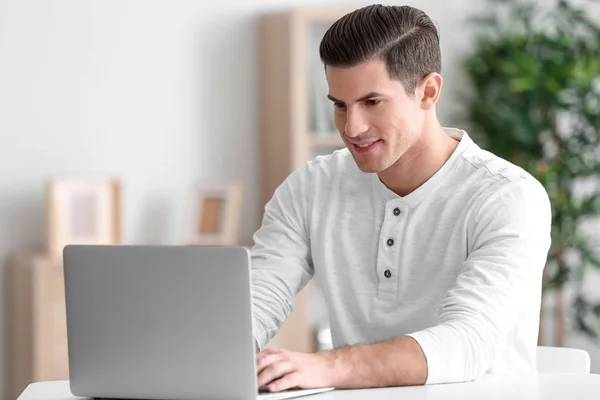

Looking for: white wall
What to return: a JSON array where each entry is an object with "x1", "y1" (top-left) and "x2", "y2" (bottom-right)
[{"x1": 1, "y1": 0, "x2": 599, "y2": 397}]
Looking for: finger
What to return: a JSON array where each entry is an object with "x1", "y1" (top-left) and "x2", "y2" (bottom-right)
[
  {"x1": 266, "y1": 372, "x2": 301, "y2": 393},
  {"x1": 257, "y1": 361, "x2": 295, "y2": 388},
  {"x1": 257, "y1": 361, "x2": 294, "y2": 388},
  {"x1": 256, "y1": 352, "x2": 286, "y2": 375},
  {"x1": 257, "y1": 348, "x2": 282, "y2": 358},
  {"x1": 256, "y1": 348, "x2": 280, "y2": 364}
]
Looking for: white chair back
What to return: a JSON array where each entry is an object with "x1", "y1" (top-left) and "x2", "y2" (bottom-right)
[{"x1": 536, "y1": 346, "x2": 591, "y2": 374}]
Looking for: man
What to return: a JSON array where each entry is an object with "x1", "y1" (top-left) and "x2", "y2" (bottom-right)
[{"x1": 251, "y1": 4, "x2": 551, "y2": 393}]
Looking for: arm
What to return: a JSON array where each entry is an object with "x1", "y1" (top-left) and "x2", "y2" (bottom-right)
[
  {"x1": 257, "y1": 336, "x2": 426, "y2": 391},
  {"x1": 321, "y1": 178, "x2": 552, "y2": 387},
  {"x1": 251, "y1": 165, "x2": 314, "y2": 350},
  {"x1": 319, "y1": 336, "x2": 428, "y2": 388}
]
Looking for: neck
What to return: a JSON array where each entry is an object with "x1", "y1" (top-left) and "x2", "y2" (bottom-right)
[{"x1": 377, "y1": 119, "x2": 459, "y2": 197}]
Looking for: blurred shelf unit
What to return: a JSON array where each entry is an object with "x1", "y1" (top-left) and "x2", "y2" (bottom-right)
[
  {"x1": 258, "y1": 7, "x2": 351, "y2": 353},
  {"x1": 310, "y1": 133, "x2": 344, "y2": 148},
  {"x1": 5, "y1": 252, "x2": 69, "y2": 400},
  {"x1": 259, "y1": 7, "x2": 351, "y2": 210}
]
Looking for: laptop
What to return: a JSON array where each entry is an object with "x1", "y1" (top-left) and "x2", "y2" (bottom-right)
[{"x1": 63, "y1": 245, "x2": 334, "y2": 400}]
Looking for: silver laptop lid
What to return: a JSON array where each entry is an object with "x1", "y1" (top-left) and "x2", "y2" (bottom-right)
[{"x1": 64, "y1": 245, "x2": 257, "y2": 400}]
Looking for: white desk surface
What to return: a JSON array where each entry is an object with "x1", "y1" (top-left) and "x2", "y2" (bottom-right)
[{"x1": 17, "y1": 374, "x2": 600, "y2": 400}]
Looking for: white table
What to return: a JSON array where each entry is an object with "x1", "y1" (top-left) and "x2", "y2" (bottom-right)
[{"x1": 17, "y1": 374, "x2": 600, "y2": 400}]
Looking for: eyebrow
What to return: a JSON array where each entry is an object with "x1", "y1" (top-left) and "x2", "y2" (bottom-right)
[{"x1": 327, "y1": 92, "x2": 384, "y2": 105}]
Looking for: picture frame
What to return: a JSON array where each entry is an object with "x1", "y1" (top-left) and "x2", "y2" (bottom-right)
[
  {"x1": 46, "y1": 177, "x2": 122, "y2": 259},
  {"x1": 188, "y1": 182, "x2": 243, "y2": 246}
]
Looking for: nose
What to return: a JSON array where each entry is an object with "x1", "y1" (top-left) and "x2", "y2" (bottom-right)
[{"x1": 344, "y1": 108, "x2": 369, "y2": 138}]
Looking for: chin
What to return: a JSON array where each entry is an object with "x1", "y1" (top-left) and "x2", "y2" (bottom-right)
[
  {"x1": 348, "y1": 141, "x2": 396, "y2": 173},
  {"x1": 351, "y1": 155, "x2": 384, "y2": 173}
]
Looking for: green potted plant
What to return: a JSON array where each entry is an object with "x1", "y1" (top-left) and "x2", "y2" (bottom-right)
[{"x1": 461, "y1": 0, "x2": 600, "y2": 344}]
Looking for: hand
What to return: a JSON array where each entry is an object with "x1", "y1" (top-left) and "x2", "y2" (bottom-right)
[{"x1": 256, "y1": 348, "x2": 334, "y2": 392}]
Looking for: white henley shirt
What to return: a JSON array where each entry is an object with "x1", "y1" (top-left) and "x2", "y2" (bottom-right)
[{"x1": 250, "y1": 128, "x2": 552, "y2": 385}]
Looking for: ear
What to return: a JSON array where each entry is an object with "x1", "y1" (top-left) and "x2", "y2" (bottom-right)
[{"x1": 420, "y1": 73, "x2": 443, "y2": 111}]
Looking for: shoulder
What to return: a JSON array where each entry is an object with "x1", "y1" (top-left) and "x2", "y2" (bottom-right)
[
  {"x1": 458, "y1": 140, "x2": 551, "y2": 226},
  {"x1": 270, "y1": 148, "x2": 358, "y2": 210},
  {"x1": 305, "y1": 147, "x2": 356, "y2": 176},
  {"x1": 285, "y1": 147, "x2": 358, "y2": 187}
]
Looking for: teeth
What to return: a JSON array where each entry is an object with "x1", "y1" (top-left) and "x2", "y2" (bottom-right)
[{"x1": 357, "y1": 142, "x2": 374, "y2": 148}]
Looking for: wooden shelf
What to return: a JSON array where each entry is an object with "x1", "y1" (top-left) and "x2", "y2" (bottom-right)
[
  {"x1": 259, "y1": 7, "x2": 352, "y2": 354},
  {"x1": 310, "y1": 134, "x2": 344, "y2": 147},
  {"x1": 6, "y1": 252, "x2": 69, "y2": 400}
]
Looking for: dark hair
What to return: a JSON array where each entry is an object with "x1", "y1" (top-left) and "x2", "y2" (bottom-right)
[{"x1": 319, "y1": 4, "x2": 441, "y2": 95}]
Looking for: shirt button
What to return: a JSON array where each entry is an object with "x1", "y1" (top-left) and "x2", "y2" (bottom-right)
[
  {"x1": 387, "y1": 238, "x2": 394, "y2": 246},
  {"x1": 384, "y1": 270, "x2": 392, "y2": 278},
  {"x1": 393, "y1": 208, "x2": 401, "y2": 216}
]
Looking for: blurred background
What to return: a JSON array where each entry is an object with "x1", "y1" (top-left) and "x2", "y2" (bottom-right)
[{"x1": 2, "y1": 0, "x2": 600, "y2": 398}]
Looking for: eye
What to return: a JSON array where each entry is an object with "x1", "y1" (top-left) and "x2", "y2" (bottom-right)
[
  {"x1": 333, "y1": 101, "x2": 346, "y2": 110},
  {"x1": 366, "y1": 99, "x2": 381, "y2": 106}
]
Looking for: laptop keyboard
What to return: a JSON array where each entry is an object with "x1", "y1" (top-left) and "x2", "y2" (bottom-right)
[
  {"x1": 257, "y1": 387, "x2": 334, "y2": 400},
  {"x1": 258, "y1": 387, "x2": 300, "y2": 396},
  {"x1": 258, "y1": 388, "x2": 301, "y2": 400}
]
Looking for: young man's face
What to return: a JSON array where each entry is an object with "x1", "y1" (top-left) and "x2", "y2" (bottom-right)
[{"x1": 326, "y1": 59, "x2": 427, "y2": 173}]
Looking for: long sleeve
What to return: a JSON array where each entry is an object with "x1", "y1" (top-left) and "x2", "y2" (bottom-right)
[
  {"x1": 251, "y1": 165, "x2": 314, "y2": 350},
  {"x1": 407, "y1": 178, "x2": 552, "y2": 384}
]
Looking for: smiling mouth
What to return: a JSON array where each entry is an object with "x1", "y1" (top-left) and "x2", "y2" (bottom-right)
[{"x1": 351, "y1": 139, "x2": 380, "y2": 154}]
